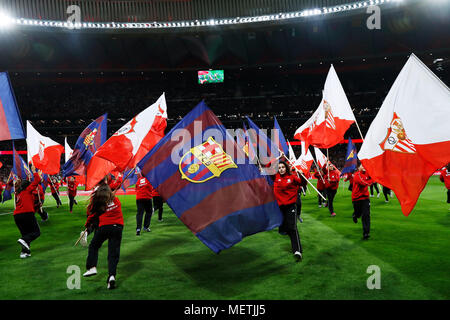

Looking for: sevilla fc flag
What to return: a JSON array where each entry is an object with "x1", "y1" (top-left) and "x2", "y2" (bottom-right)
[
  {"x1": 86, "y1": 93, "x2": 167, "y2": 190},
  {"x1": 294, "y1": 141, "x2": 314, "y2": 176},
  {"x1": 359, "y1": 54, "x2": 450, "y2": 216},
  {"x1": 26, "y1": 121, "x2": 64, "y2": 175},
  {"x1": 294, "y1": 65, "x2": 356, "y2": 150}
]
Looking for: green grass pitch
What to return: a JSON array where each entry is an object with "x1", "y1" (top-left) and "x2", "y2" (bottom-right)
[{"x1": 0, "y1": 176, "x2": 448, "y2": 300}]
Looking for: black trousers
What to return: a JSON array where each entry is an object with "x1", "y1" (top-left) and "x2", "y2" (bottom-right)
[
  {"x1": 136, "y1": 199, "x2": 153, "y2": 230},
  {"x1": 447, "y1": 189, "x2": 450, "y2": 204},
  {"x1": 153, "y1": 196, "x2": 163, "y2": 220},
  {"x1": 296, "y1": 192, "x2": 302, "y2": 217},
  {"x1": 86, "y1": 224, "x2": 123, "y2": 277},
  {"x1": 279, "y1": 204, "x2": 302, "y2": 253},
  {"x1": 353, "y1": 199, "x2": 371, "y2": 236},
  {"x1": 69, "y1": 196, "x2": 76, "y2": 212},
  {"x1": 14, "y1": 212, "x2": 41, "y2": 250},
  {"x1": 52, "y1": 193, "x2": 62, "y2": 206},
  {"x1": 370, "y1": 183, "x2": 379, "y2": 196},
  {"x1": 318, "y1": 190, "x2": 325, "y2": 206},
  {"x1": 382, "y1": 186, "x2": 391, "y2": 201},
  {"x1": 326, "y1": 189, "x2": 337, "y2": 214}
]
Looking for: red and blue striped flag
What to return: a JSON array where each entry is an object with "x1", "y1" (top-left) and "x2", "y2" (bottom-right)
[
  {"x1": 12, "y1": 142, "x2": 31, "y2": 180},
  {"x1": 62, "y1": 113, "x2": 108, "y2": 178},
  {"x1": 0, "y1": 72, "x2": 25, "y2": 141},
  {"x1": 137, "y1": 101, "x2": 283, "y2": 253}
]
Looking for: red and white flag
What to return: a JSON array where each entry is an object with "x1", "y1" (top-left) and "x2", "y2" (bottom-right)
[
  {"x1": 313, "y1": 147, "x2": 328, "y2": 168},
  {"x1": 294, "y1": 65, "x2": 356, "y2": 150},
  {"x1": 358, "y1": 54, "x2": 450, "y2": 216},
  {"x1": 86, "y1": 93, "x2": 167, "y2": 190},
  {"x1": 26, "y1": 121, "x2": 64, "y2": 175},
  {"x1": 64, "y1": 137, "x2": 73, "y2": 163},
  {"x1": 294, "y1": 141, "x2": 314, "y2": 175}
]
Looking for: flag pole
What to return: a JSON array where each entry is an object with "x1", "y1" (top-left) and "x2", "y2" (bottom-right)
[
  {"x1": 312, "y1": 157, "x2": 326, "y2": 184},
  {"x1": 113, "y1": 168, "x2": 136, "y2": 194},
  {"x1": 354, "y1": 119, "x2": 365, "y2": 142},
  {"x1": 326, "y1": 149, "x2": 330, "y2": 181},
  {"x1": 278, "y1": 149, "x2": 327, "y2": 201},
  {"x1": 74, "y1": 229, "x2": 87, "y2": 246}
]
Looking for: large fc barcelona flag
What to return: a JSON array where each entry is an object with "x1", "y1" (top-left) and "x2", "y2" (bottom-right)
[
  {"x1": 0, "y1": 72, "x2": 25, "y2": 141},
  {"x1": 137, "y1": 101, "x2": 283, "y2": 253}
]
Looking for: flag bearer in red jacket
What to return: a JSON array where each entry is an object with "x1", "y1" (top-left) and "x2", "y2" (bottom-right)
[
  {"x1": 352, "y1": 164, "x2": 375, "y2": 240},
  {"x1": 313, "y1": 168, "x2": 326, "y2": 208},
  {"x1": 68, "y1": 176, "x2": 78, "y2": 213},
  {"x1": 50, "y1": 177, "x2": 62, "y2": 208},
  {"x1": 439, "y1": 164, "x2": 450, "y2": 207},
  {"x1": 273, "y1": 161, "x2": 307, "y2": 261},
  {"x1": 135, "y1": 173, "x2": 154, "y2": 235},
  {"x1": 32, "y1": 181, "x2": 49, "y2": 222},
  {"x1": 83, "y1": 184, "x2": 124, "y2": 290},
  {"x1": 13, "y1": 165, "x2": 42, "y2": 258},
  {"x1": 324, "y1": 163, "x2": 340, "y2": 217}
]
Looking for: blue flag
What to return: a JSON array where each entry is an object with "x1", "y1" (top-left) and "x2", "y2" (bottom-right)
[
  {"x1": 137, "y1": 101, "x2": 283, "y2": 253},
  {"x1": 121, "y1": 168, "x2": 139, "y2": 193},
  {"x1": 62, "y1": 114, "x2": 107, "y2": 178},
  {"x1": 273, "y1": 116, "x2": 289, "y2": 156},
  {"x1": 2, "y1": 171, "x2": 14, "y2": 203},
  {"x1": 0, "y1": 72, "x2": 25, "y2": 141},
  {"x1": 12, "y1": 142, "x2": 31, "y2": 180},
  {"x1": 341, "y1": 137, "x2": 358, "y2": 176}
]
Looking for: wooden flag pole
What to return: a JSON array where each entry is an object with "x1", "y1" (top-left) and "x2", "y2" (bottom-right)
[
  {"x1": 354, "y1": 119, "x2": 365, "y2": 142},
  {"x1": 74, "y1": 229, "x2": 87, "y2": 246}
]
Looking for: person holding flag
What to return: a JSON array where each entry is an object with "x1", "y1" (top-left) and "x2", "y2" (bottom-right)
[
  {"x1": 323, "y1": 162, "x2": 340, "y2": 217},
  {"x1": 439, "y1": 164, "x2": 450, "y2": 207},
  {"x1": 313, "y1": 166, "x2": 327, "y2": 208},
  {"x1": 50, "y1": 177, "x2": 62, "y2": 208},
  {"x1": 68, "y1": 176, "x2": 79, "y2": 213},
  {"x1": 32, "y1": 176, "x2": 49, "y2": 222},
  {"x1": 83, "y1": 184, "x2": 124, "y2": 290},
  {"x1": 351, "y1": 164, "x2": 375, "y2": 240},
  {"x1": 382, "y1": 185, "x2": 392, "y2": 203},
  {"x1": 135, "y1": 171, "x2": 154, "y2": 235},
  {"x1": 273, "y1": 161, "x2": 307, "y2": 261},
  {"x1": 358, "y1": 54, "x2": 450, "y2": 216},
  {"x1": 13, "y1": 164, "x2": 42, "y2": 258}
]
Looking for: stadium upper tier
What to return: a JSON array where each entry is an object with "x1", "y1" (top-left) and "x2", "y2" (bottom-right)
[{"x1": 0, "y1": 0, "x2": 409, "y2": 31}]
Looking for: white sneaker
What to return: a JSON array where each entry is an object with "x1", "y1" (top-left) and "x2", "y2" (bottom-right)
[
  {"x1": 17, "y1": 239, "x2": 30, "y2": 251},
  {"x1": 370, "y1": 195, "x2": 374, "y2": 198},
  {"x1": 385, "y1": 200, "x2": 389, "y2": 203},
  {"x1": 83, "y1": 267, "x2": 97, "y2": 277},
  {"x1": 294, "y1": 251, "x2": 302, "y2": 261},
  {"x1": 107, "y1": 275, "x2": 116, "y2": 289},
  {"x1": 20, "y1": 252, "x2": 31, "y2": 259},
  {"x1": 80, "y1": 231, "x2": 88, "y2": 247},
  {"x1": 318, "y1": 205, "x2": 322, "y2": 208},
  {"x1": 377, "y1": 193, "x2": 380, "y2": 198}
]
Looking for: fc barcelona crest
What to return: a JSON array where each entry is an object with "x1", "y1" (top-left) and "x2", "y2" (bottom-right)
[{"x1": 179, "y1": 137, "x2": 237, "y2": 183}]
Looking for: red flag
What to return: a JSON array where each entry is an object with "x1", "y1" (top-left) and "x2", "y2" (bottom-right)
[
  {"x1": 294, "y1": 65, "x2": 356, "y2": 150},
  {"x1": 86, "y1": 93, "x2": 167, "y2": 190},
  {"x1": 359, "y1": 54, "x2": 450, "y2": 215},
  {"x1": 26, "y1": 121, "x2": 64, "y2": 175}
]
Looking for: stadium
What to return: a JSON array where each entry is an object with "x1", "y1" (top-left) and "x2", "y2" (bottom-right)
[{"x1": 0, "y1": 0, "x2": 449, "y2": 308}]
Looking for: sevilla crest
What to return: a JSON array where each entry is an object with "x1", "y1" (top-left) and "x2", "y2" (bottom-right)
[{"x1": 380, "y1": 112, "x2": 416, "y2": 154}]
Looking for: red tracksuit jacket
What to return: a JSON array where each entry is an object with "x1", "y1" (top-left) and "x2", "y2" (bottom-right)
[
  {"x1": 68, "y1": 180, "x2": 78, "y2": 197},
  {"x1": 273, "y1": 173, "x2": 306, "y2": 206},
  {"x1": 351, "y1": 171, "x2": 374, "y2": 202},
  {"x1": 136, "y1": 177, "x2": 154, "y2": 200},
  {"x1": 86, "y1": 197, "x2": 124, "y2": 227},
  {"x1": 324, "y1": 169, "x2": 340, "y2": 190},
  {"x1": 14, "y1": 173, "x2": 41, "y2": 215},
  {"x1": 50, "y1": 181, "x2": 60, "y2": 194}
]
